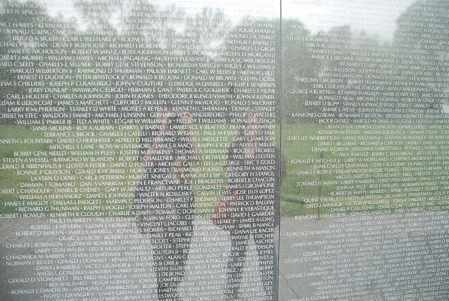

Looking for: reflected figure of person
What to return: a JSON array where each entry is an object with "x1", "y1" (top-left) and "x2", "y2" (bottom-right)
[
  {"x1": 224, "y1": 112, "x2": 285, "y2": 301},
  {"x1": 133, "y1": 109, "x2": 202, "y2": 300}
]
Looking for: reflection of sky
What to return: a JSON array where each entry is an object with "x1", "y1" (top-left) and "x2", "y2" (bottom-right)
[
  {"x1": 283, "y1": 0, "x2": 417, "y2": 41},
  {"x1": 26, "y1": 0, "x2": 415, "y2": 40},
  {"x1": 30, "y1": 0, "x2": 279, "y2": 29}
]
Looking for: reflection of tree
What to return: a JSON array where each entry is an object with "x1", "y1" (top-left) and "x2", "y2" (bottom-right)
[
  {"x1": 136, "y1": 4, "x2": 188, "y2": 51},
  {"x1": 219, "y1": 17, "x2": 280, "y2": 122},
  {"x1": 120, "y1": 3, "x2": 230, "y2": 55},
  {"x1": 313, "y1": 26, "x2": 391, "y2": 121},
  {"x1": 282, "y1": 21, "x2": 392, "y2": 123},
  {"x1": 186, "y1": 7, "x2": 230, "y2": 57},
  {"x1": 282, "y1": 19, "x2": 316, "y2": 122},
  {"x1": 0, "y1": 0, "x2": 256, "y2": 125},
  {"x1": 281, "y1": 0, "x2": 449, "y2": 123},
  {"x1": 0, "y1": 0, "x2": 70, "y2": 124},
  {"x1": 0, "y1": 0, "x2": 29, "y2": 102},
  {"x1": 394, "y1": 0, "x2": 449, "y2": 61},
  {"x1": 393, "y1": 0, "x2": 449, "y2": 114}
]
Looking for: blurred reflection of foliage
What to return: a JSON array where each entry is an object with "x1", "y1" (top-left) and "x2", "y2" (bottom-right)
[
  {"x1": 393, "y1": 0, "x2": 449, "y2": 113},
  {"x1": 2, "y1": 0, "x2": 449, "y2": 124},
  {"x1": 282, "y1": 0, "x2": 449, "y2": 123}
]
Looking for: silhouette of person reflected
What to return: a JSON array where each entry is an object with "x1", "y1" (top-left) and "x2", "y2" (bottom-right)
[
  {"x1": 223, "y1": 112, "x2": 285, "y2": 300},
  {"x1": 133, "y1": 109, "x2": 201, "y2": 300}
]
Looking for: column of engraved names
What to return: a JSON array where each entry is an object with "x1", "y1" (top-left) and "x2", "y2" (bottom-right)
[
  {"x1": 285, "y1": 11, "x2": 446, "y2": 213},
  {"x1": 283, "y1": 211, "x2": 449, "y2": 300},
  {"x1": 0, "y1": 2, "x2": 198, "y2": 300},
  {"x1": 2, "y1": 218, "x2": 161, "y2": 299},
  {"x1": 0, "y1": 3, "x2": 280, "y2": 301},
  {"x1": 287, "y1": 124, "x2": 449, "y2": 216},
  {"x1": 282, "y1": 15, "x2": 449, "y2": 216}
]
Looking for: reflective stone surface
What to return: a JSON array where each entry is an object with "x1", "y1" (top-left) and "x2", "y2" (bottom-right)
[{"x1": 1, "y1": 0, "x2": 449, "y2": 300}]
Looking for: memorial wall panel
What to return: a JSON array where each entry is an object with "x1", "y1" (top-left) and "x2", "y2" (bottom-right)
[
  {"x1": 280, "y1": 0, "x2": 449, "y2": 300},
  {"x1": 0, "y1": 0, "x2": 448, "y2": 300},
  {"x1": 0, "y1": 0, "x2": 280, "y2": 300}
]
